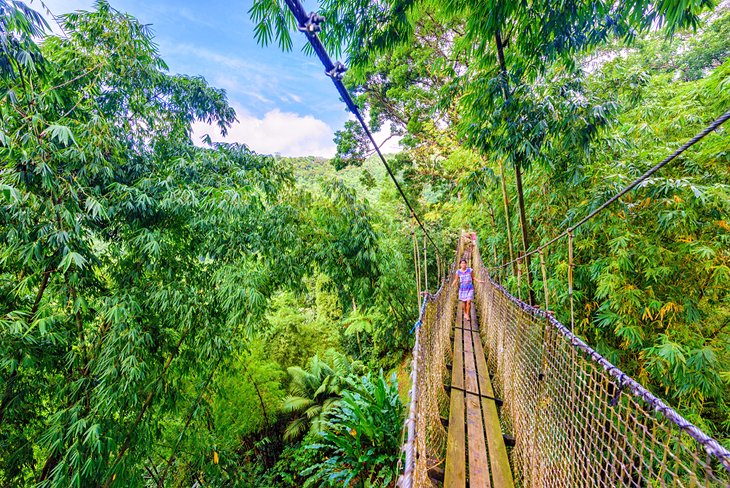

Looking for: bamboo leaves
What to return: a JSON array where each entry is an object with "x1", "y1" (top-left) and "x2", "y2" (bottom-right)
[
  {"x1": 41, "y1": 124, "x2": 75, "y2": 147},
  {"x1": 0, "y1": 3, "x2": 305, "y2": 485}
]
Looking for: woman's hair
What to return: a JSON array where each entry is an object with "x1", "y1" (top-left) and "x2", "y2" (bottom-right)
[{"x1": 459, "y1": 259, "x2": 467, "y2": 264}]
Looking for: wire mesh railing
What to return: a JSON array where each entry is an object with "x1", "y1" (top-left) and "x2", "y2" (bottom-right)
[
  {"x1": 397, "y1": 238, "x2": 465, "y2": 487},
  {"x1": 472, "y1": 239, "x2": 730, "y2": 488}
]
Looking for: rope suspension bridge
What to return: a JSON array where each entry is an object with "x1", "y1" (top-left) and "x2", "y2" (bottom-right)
[
  {"x1": 278, "y1": 1, "x2": 730, "y2": 486},
  {"x1": 399, "y1": 237, "x2": 730, "y2": 487}
]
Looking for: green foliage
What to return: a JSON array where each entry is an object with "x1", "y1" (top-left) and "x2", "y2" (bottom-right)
[
  {"x1": 283, "y1": 351, "x2": 364, "y2": 441},
  {"x1": 676, "y1": 11, "x2": 730, "y2": 80},
  {"x1": 333, "y1": 120, "x2": 369, "y2": 170},
  {"x1": 302, "y1": 371, "x2": 404, "y2": 487},
  {"x1": 0, "y1": 2, "x2": 339, "y2": 485},
  {"x1": 213, "y1": 343, "x2": 286, "y2": 442},
  {"x1": 260, "y1": 433, "x2": 328, "y2": 487},
  {"x1": 479, "y1": 11, "x2": 730, "y2": 440},
  {"x1": 263, "y1": 291, "x2": 340, "y2": 368},
  {"x1": 0, "y1": 0, "x2": 47, "y2": 78}
]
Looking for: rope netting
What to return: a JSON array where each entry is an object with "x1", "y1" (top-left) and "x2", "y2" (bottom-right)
[
  {"x1": 472, "y1": 239, "x2": 730, "y2": 488},
  {"x1": 398, "y1": 238, "x2": 466, "y2": 487}
]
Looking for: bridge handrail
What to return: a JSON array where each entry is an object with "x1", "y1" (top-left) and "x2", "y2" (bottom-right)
[
  {"x1": 472, "y1": 238, "x2": 730, "y2": 486},
  {"x1": 397, "y1": 237, "x2": 464, "y2": 487},
  {"x1": 485, "y1": 266, "x2": 730, "y2": 471}
]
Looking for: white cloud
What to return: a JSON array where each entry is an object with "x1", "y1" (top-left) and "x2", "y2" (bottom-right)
[
  {"x1": 372, "y1": 126, "x2": 403, "y2": 154},
  {"x1": 169, "y1": 44, "x2": 250, "y2": 70},
  {"x1": 193, "y1": 105, "x2": 404, "y2": 158},
  {"x1": 193, "y1": 106, "x2": 337, "y2": 158},
  {"x1": 282, "y1": 92, "x2": 303, "y2": 104}
]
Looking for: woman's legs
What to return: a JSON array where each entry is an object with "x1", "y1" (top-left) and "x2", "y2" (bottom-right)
[{"x1": 464, "y1": 300, "x2": 471, "y2": 319}]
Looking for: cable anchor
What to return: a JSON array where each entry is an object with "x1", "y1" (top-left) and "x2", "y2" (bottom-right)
[
  {"x1": 326, "y1": 61, "x2": 347, "y2": 80},
  {"x1": 297, "y1": 12, "x2": 325, "y2": 33}
]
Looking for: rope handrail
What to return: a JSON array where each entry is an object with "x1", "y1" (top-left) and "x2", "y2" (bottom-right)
[
  {"x1": 491, "y1": 109, "x2": 730, "y2": 271},
  {"x1": 399, "y1": 250, "x2": 461, "y2": 485},
  {"x1": 398, "y1": 296, "x2": 428, "y2": 487},
  {"x1": 397, "y1": 238, "x2": 465, "y2": 487}
]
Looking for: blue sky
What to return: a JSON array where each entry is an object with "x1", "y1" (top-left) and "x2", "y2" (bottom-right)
[{"x1": 37, "y1": 0, "x2": 399, "y2": 156}]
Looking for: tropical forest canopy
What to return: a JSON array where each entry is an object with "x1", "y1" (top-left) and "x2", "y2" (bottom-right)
[{"x1": 0, "y1": 0, "x2": 728, "y2": 486}]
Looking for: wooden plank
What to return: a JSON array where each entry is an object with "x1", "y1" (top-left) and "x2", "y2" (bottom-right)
[
  {"x1": 464, "y1": 303, "x2": 474, "y2": 330},
  {"x1": 464, "y1": 306, "x2": 491, "y2": 487},
  {"x1": 463, "y1": 325, "x2": 479, "y2": 395},
  {"x1": 470, "y1": 303, "x2": 479, "y2": 332},
  {"x1": 466, "y1": 392, "x2": 491, "y2": 488},
  {"x1": 472, "y1": 328, "x2": 515, "y2": 488},
  {"x1": 444, "y1": 326, "x2": 466, "y2": 487},
  {"x1": 451, "y1": 327, "x2": 464, "y2": 390}
]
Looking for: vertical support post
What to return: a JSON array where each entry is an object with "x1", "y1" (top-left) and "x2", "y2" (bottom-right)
[
  {"x1": 516, "y1": 254, "x2": 523, "y2": 301},
  {"x1": 423, "y1": 235, "x2": 428, "y2": 293},
  {"x1": 413, "y1": 227, "x2": 421, "y2": 311},
  {"x1": 568, "y1": 230, "x2": 575, "y2": 333},
  {"x1": 539, "y1": 248, "x2": 549, "y2": 312}
]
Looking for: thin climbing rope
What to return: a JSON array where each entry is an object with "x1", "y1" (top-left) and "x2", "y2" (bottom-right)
[
  {"x1": 492, "y1": 109, "x2": 730, "y2": 271},
  {"x1": 471, "y1": 239, "x2": 730, "y2": 488},
  {"x1": 281, "y1": 0, "x2": 444, "y2": 262}
]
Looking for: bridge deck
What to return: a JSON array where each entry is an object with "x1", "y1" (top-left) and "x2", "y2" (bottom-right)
[{"x1": 444, "y1": 301, "x2": 514, "y2": 488}]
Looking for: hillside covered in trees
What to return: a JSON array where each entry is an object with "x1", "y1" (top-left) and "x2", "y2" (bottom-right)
[{"x1": 1, "y1": 0, "x2": 728, "y2": 486}]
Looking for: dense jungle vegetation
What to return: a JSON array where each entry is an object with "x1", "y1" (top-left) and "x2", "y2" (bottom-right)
[{"x1": 1, "y1": 0, "x2": 728, "y2": 486}]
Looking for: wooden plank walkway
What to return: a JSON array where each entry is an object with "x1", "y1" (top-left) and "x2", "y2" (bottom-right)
[{"x1": 444, "y1": 301, "x2": 514, "y2": 488}]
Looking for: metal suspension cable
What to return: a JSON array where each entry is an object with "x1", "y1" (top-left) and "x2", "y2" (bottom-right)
[
  {"x1": 281, "y1": 0, "x2": 444, "y2": 262},
  {"x1": 492, "y1": 109, "x2": 730, "y2": 270}
]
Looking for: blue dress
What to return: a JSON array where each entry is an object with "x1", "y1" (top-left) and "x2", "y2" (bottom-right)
[{"x1": 457, "y1": 268, "x2": 474, "y2": 302}]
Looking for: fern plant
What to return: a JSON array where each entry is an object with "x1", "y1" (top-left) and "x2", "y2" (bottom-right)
[
  {"x1": 302, "y1": 371, "x2": 404, "y2": 487},
  {"x1": 282, "y1": 351, "x2": 363, "y2": 441}
]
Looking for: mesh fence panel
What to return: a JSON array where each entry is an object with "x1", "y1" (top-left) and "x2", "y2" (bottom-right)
[
  {"x1": 472, "y1": 240, "x2": 730, "y2": 488},
  {"x1": 398, "y1": 240, "x2": 463, "y2": 487}
]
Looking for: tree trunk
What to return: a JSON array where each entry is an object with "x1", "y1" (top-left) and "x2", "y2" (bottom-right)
[
  {"x1": 495, "y1": 30, "x2": 535, "y2": 305},
  {"x1": 498, "y1": 159, "x2": 516, "y2": 276},
  {"x1": 514, "y1": 163, "x2": 536, "y2": 305}
]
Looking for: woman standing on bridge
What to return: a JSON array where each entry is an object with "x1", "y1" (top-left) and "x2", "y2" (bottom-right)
[{"x1": 452, "y1": 259, "x2": 484, "y2": 320}]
